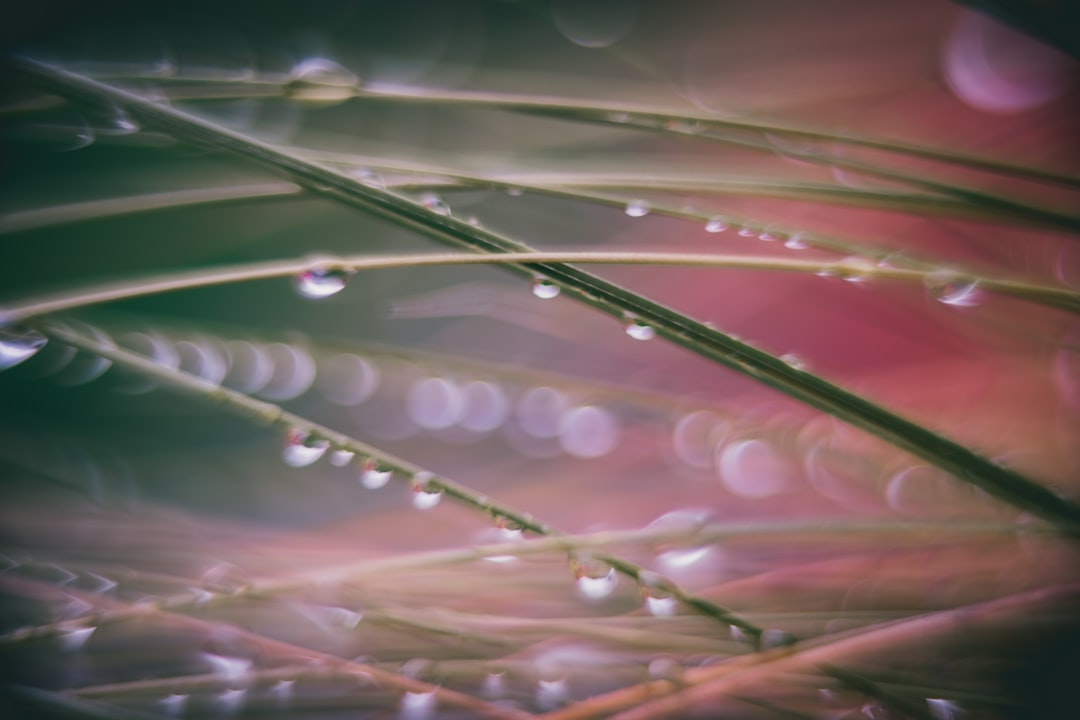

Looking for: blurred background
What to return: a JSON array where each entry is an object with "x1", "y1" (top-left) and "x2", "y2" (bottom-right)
[{"x1": 1, "y1": 1, "x2": 1078, "y2": 718}]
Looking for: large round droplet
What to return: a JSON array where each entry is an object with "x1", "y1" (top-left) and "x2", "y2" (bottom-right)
[
  {"x1": 558, "y1": 405, "x2": 618, "y2": 459},
  {"x1": 625, "y1": 319, "x2": 655, "y2": 341},
  {"x1": 532, "y1": 278, "x2": 561, "y2": 299},
  {"x1": 294, "y1": 264, "x2": 354, "y2": 299},
  {"x1": 624, "y1": 199, "x2": 650, "y2": 217},
  {"x1": 925, "y1": 272, "x2": 983, "y2": 307},
  {"x1": 359, "y1": 459, "x2": 392, "y2": 489},
  {"x1": 285, "y1": 57, "x2": 360, "y2": 105},
  {"x1": 572, "y1": 554, "x2": 618, "y2": 601},
  {"x1": 646, "y1": 509, "x2": 714, "y2": 571},
  {"x1": 282, "y1": 429, "x2": 330, "y2": 467},
  {"x1": 0, "y1": 326, "x2": 48, "y2": 370},
  {"x1": 411, "y1": 472, "x2": 443, "y2": 510}
]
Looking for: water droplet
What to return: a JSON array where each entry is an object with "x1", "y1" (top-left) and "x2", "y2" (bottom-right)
[
  {"x1": 625, "y1": 319, "x2": 655, "y2": 341},
  {"x1": 638, "y1": 571, "x2": 678, "y2": 616},
  {"x1": 329, "y1": 449, "x2": 355, "y2": 467},
  {"x1": 704, "y1": 216, "x2": 728, "y2": 233},
  {"x1": 294, "y1": 262, "x2": 354, "y2": 299},
  {"x1": 552, "y1": 0, "x2": 639, "y2": 49},
  {"x1": 0, "y1": 326, "x2": 48, "y2": 370},
  {"x1": 506, "y1": 186, "x2": 524, "y2": 197},
  {"x1": 359, "y1": 459, "x2": 392, "y2": 489},
  {"x1": 59, "y1": 625, "x2": 95, "y2": 651},
  {"x1": 201, "y1": 652, "x2": 253, "y2": 682},
  {"x1": 927, "y1": 698, "x2": 962, "y2": 720},
  {"x1": 411, "y1": 472, "x2": 443, "y2": 510},
  {"x1": 784, "y1": 232, "x2": 811, "y2": 250},
  {"x1": 758, "y1": 230, "x2": 779, "y2": 242},
  {"x1": 420, "y1": 192, "x2": 451, "y2": 216},
  {"x1": 608, "y1": 111, "x2": 631, "y2": 123},
  {"x1": 761, "y1": 628, "x2": 796, "y2": 649},
  {"x1": 779, "y1": 353, "x2": 807, "y2": 371},
  {"x1": 482, "y1": 671, "x2": 506, "y2": 699},
  {"x1": 532, "y1": 278, "x2": 561, "y2": 299},
  {"x1": 282, "y1": 429, "x2": 330, "y2": 467},
  {"x1": 286, "y1": 57, "x2": 359, "y2": 105},
  {"x1": 349, "y1": 167, "x2": 384, "y2": 189},
  {"x1": 216, "y1": 688, "x2": 247, "y2": 716},
  {"x1": 271, "y1": 680, "x2": 295, "y2": 706},
  {"x1": 159, "y1": 694, "x2": 189, "y2": 717},
  {"x1": 625, "y1": 200, "x2": 650, "y2": 217},
  {"x1": 647, "y1": 656, "x2": 683, "y2": 681},
  {"x1": 737, "y1": 227, "x2": 756, "y2": 237},
  {"x1": 537, "y1": 678, "x2": 569, "y2": 710},
  {"x1": 572, "y1": 554, "x2": 618, "y2": 601},
  {"x1": 647, "y1": 509, "x2": 714, "y2": 571},
  {"x1": 836, "y1": 257, "x2": 876, "y2": 284},
  {"x1": 495, "y1": 515, "x2": 524, "y2": 540},
  {"x1": 925, "y1": 272, "x2": 983, "y2": 307},
  {"x1": 400, "y1": 690, "x2": 437, "y2": 720}
]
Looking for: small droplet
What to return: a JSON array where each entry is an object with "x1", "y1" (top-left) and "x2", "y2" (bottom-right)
[
  {"x1": 836, "y1": 257, "x2": 876, "y2": 284},
  {"x1": 495, "y1": 515, "x2": 525, "y2": 540},
  {"x1": 572, "y1": 554, "x2": 618, "y2": 601},
  {"x1": 271, "y1": 680, "x2": 295, "y2": 706},
  {"x1": 532, "y1": 278, "x2": 561, "y2": 299},
  {"x1": 160, "y1": 694, "x2": 189, "y2": 717},
  {"x1": 0, "y1": 326, "x2": 48, "y2": 370},
  {"x1": 638, "y1": 571, "x2": 678, "y2": 617},
  {"x1": 647, "y1": 656, "x2": 683, "y2": 681},
  {"x1": 295, "y1": 262, "x2": 354, "y2": 299},
  {"x1": 59, "y1": 625, "x2": 95, "y2": 652},
  {"x1": 625, "y1": 200, "x2": 650, "y2": 217},
  {"x1": 925, "y1": 272, "x2": 983, "y2": 307},
  {"x1": 608, "y1": 111, "x2": 631, "y2": 123},
  {"x1": 349, "y1": 167, "x2": 384, "y2": 188},
  {"x1": 216, "y1": 688, "x2": 247, "y2": 716},
  {"x1": 286, "y1": 57, "x2": 359, "y2": 105},
  {"x1": 758, "y1": 230, "x2": 779, "y2": 242},
  {"x1": 420, "y1": 192, "x2": 451, "y2": 216},
  {"x1": 482, "y1": 671, "x2": 506, "y2": 699},
  {"x1": 927, "y1": 698, "x2": 962, "y2": 720},
  {"x1": 329, "y1": 449, "x2": 355, "y2": 467},
  {"x1": 784, "y1": 232, "x2": 811, "y2": 250},
  {"x1": 704, "y1": 216, "x2": 728, "y2": 233},
  {"x1": 625, "y1": 319, "x2": 655, "y2": 341},
  {"x1": 282, "y1": 429, "x2": 330, "y2": 467},
  {"x1": 761, "y1": 628, "x2": 796, "y2": 649},
  {"x1": 537, "y1": 678, "x2": 569, "y2": 710},
  {"x1": 359, "y1": 459, "x2": 392, "y2": 489},
  {"x1": 737, "y1": 227, "x2": 756, "y2": 237},
  {"x1": 506, "y1": 186, "x2": 524, "y2": 197},
  {"x1": 779, "y1": 353, "x2": 807, "y2": 371},
  {"x1": 401, "y1": 690, "x2": 437, "y2": 720},
  {"x1": 411, "y1": 472, "x2": 443, "y2": 510},
  {"x1": 201, "y1": 652, "x2": 253, "y2": 682}
]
